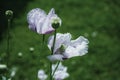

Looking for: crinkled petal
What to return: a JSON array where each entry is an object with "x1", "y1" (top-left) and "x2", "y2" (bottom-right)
[
  {"x1": 76, "y1": 42, "x2": 88, "y2": 56},
  {"x1": 41, "y1": 8, "x2": 58, "y2": 34},
  {"x1": 47, "y1": 54, "x2": 64, "y2": 61},
  {"x1": 27, "y1": 8, "x2": 61, "y2": 34},
  {"x1": 48, "y1": 34, "x2": 89, "y2": 60},
  {"x1": 54, "y1": 70, "x2": 69, "y2": 80},
  {"x1": 52, "y1": 62, "x2": 69, "y2": 80},
  {"x1": 64, "y1": 36, "x2": 89, "y2": 58},
  {"x1": 63, "y1": 46, "x2": 80, "y2": 58},
  {"x1": 48, "y1": 33, "x2": 72, "y2": 53},
  {"x1": 27, "y1": 8, "x2": 46, "y2": 32},
  {"x1": 70, "y1": 36, "x2": 89, "y2": 46}
]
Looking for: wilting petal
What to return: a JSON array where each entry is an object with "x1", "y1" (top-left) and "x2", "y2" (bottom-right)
[{"x1": 48, "y1": 33, "x2": 71, "y2": 53}]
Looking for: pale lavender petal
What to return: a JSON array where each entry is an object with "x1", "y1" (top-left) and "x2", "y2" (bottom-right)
[
  {"x1": 63, "y1": 46, "x2": 80, "y2": 58},
  {"x1": 41, "y1": 8, "x2": 57, "y2": 34},
  {"x1": 27, "y1": 8, "x2": 61, "y2": 34},
  {"x1": 76, "y1": 42, "x2": 88, "y2": 56},
  {"x1": 49, "y1": 8, "x2": 62, "y2": 26},
  {"x1": 48, "y1": 34, "x2": 89, "y2": 60},
  {"x1": 71, "y1": 36, "x2": 89, "y2": 56},
  {"x1": 52, "y1": 62, "x2": 69, "y2": 80},
  {"x1": 63, "y1": 36, "x2": 89, "y2": 58},
  {"x1": 52, "y1": 62, "x2": 67, "y2": 72},
  {"x1": 70, "y1": 36, "x2": 89, "y2": 46},
  {"x1": 54, "y1": 33, "x2": 71, "y2": 52},
  {"x1": 48, "y1": 33, "x2": 72, "y2": 53},
  {"x1": 27, "y1": 8, "x2": 46, "y2": 32},
  {"x1": 54, "y1": 71, "x2": 69, "y2": 80},
  {"x1": 38, "y1": 70, "x2": 47, "y2": 80},
  {"x1": 47, "y1": 54, "x2": 64, "y2": 61}
]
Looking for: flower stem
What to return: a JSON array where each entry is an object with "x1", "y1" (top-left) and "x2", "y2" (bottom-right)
[
  {"x1": 52, "y1": 61, "x2": 60, "y2": 76},
  {"x1": 50, "y1": 29, "x2": 57, "y2": 80},
  {"x1": 50, "y1": 61, "x2": 52, "y2": 80},
  {"x1": 42, "y1": 34, "x2": 45, "y2": 44},
  {"x1": 6, "y1": 19, "x2": 11, "y2": 67},
  {"x1": 51, "y1": 29, "x2": 57, "y2": 55}
]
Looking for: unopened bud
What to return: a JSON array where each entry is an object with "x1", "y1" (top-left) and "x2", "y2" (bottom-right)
[
  {"x1": 51, "y1": 17, "x2": 61, "y2": 29},
  {"x1": 18, "y1": 52, "x2": 23, "y2": 57},
  {"x1": 29, "y1": 47, "x2": 34, "y2": 52},
  {"x1": 5, "y1": 10, "x2": 13, "y2": 19}
]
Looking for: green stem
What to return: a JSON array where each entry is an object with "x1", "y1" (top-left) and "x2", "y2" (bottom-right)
[
  {"x1": 42, "y1": 34, "x2": 45, "y2": 44},
  {"x1": 52, "y1": 61, "x2": 60, "y2": 76},
  {"x1": 50, "y1": 61, "x2": 52, "y2": 80},
  {"x1": 50, "y1": 29, "x2": 57, "y2": 80},
  {"x1": 51, "y1": 29, "x2": 57, "y2": 55},
  {"x1": 7, "y1": 19, "x2": 11, "y2": 67}
]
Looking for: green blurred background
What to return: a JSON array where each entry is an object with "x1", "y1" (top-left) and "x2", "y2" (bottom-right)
[{"x1": 0, "y1": 0, "x2": 120, "y2": 80}]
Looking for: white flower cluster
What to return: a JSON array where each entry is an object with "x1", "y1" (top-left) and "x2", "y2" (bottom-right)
[
  {"x1": 27, "y1": 8, "x2": 61, "y2": 34},
  {"x1": 38, "y1": 62, "x2": 69, "y2": 80},
  {"x1": 27, "y1": 8, "x2": 89, "y2": 80}
]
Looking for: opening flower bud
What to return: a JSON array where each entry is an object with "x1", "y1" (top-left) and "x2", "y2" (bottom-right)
[
  {"x1": 5, "y1": 10, "x2": 13, "y2": 19},
  {"x1": 51, "y1": 17, "x2": 61, "y2": 29}
]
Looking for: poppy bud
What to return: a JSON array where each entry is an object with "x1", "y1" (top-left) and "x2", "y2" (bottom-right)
[
  {"x1": 5, "y1": 10, "x2": 13, "y2": 19},
  {"x1": 51, "y1": 17, "x2": 61, "y2": 29}
]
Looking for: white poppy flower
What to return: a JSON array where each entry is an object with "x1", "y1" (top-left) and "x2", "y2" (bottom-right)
[
  {"x1": 47, "y1": 33, "x2": 89, "y2": 61},
  {"x1": 52, "y1": 62, "x2": 69, "y2": 80},
  {"x1": 38, "y1": 70, "x2": 48, "y2": 80},
  {"x1": 27, "y1": 8, "x2": 61, "y2": 34}
]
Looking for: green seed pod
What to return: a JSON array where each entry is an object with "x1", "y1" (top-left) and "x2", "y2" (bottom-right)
[
  {"x1": 51, "y1": 17, "x2": 61, "y2": 29},
  {"x1": 52, "y1": 22, "x2": 60, "y2": 29}
]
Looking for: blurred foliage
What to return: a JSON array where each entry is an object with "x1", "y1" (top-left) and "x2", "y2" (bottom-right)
[
  {"x1": 0, "y1": 0, "x2": 120, "y2": 80},
  {"x1": 0, "y1": 0, "x2": 31, "y2": 40}
]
